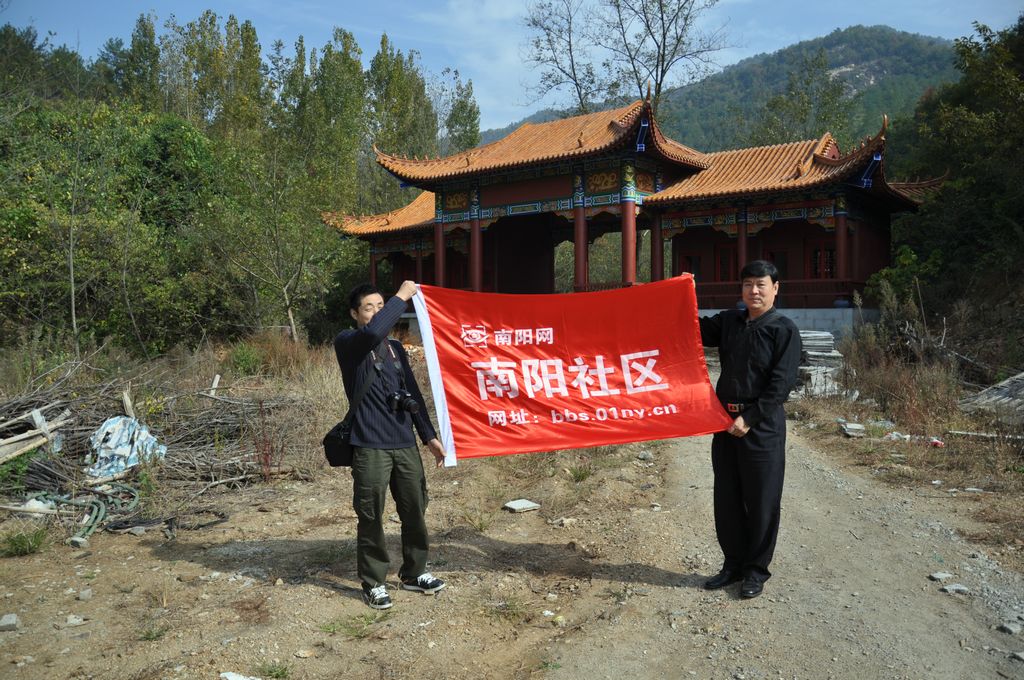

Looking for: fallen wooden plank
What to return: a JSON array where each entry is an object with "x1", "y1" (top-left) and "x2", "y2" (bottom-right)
[
  {"x1": 0, "y1": 434, "x2": 48, "y2": 465},
  {"x1": 122, "y1": 386, "x2": 135, "y2": 419},
  {"x1": 0, "y1": 402, "x2": 63, "y2": 432}
]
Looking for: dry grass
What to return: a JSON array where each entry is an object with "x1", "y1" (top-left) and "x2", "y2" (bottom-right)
[
  {"x1": 799, "y1": 319, "x2": 1024, "y2": 560},
  {"x1": 482, "y1": 591, "x2": 531, "y2": 623}
]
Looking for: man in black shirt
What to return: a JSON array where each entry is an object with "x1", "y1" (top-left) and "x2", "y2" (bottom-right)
[
  {"x1": 334, "y1": 280, "x2": 446, "y2": 609},
  {"x1": 698, "y1": 260, "x2": 801, "y2": 599}
]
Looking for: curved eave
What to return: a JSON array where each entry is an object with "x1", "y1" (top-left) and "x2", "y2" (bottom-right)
[
  {"x1": 321, "y1": 191, "x2": 436, "y2": 238},
  {"x1": 375, "y1": 100, "x2": 707, "y2": 185},
  {"x1": 646, "y1": 118, "x2": 893, "y2": 206},
  {"x1": 886, "y1": 173, "x2": 946, "y2": 206}
]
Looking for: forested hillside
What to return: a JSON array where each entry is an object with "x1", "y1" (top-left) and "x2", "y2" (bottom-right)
[
  {"x1": 483, "y1": 25, "x2": 958, "y2": 151},
  {"x1": 0, "y1": 12, "x2": 480, "y2": 354}
]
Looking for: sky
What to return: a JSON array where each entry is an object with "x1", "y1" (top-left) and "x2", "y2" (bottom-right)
[{"x1": 3, "y1": 0, "x2": 1020, "y2": 130}]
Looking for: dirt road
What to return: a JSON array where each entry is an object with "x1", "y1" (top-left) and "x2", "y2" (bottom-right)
[
  {"x1": 1, "y1": 421, "x2": 1023, "y2": 679},
  {"x1": 544, "y1": 427, "x2": 1024, "y2": 680}
]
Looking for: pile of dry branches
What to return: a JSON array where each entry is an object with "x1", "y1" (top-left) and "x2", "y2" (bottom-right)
[{"x1": 0, "y1": 359, "x2": 303, "y2": 499}]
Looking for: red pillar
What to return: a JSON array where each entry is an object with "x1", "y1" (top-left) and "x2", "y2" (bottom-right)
[
  {"x1": 433, "y1": 223, "x2": 445, "y2": 287},
  {"x1": 651, "y1": 213, "x2": 664, "y2": 281},
  {"x1": 621, "y1": 207, "x2": 636, "y2": 286},
  {"x1": 470, "y1": 218, "x2": 482, "y2": 292},
  {"x1": 620, "y1": 162, "x2": 637, "y2": 286},
  {"x1": 835, "y1": 201, "x2": 848, "y2": 280},
  {"x1": 415, "y1": 244, "x2": 423, "y2": 282},
  {"x1": 737, "y1": 220, "x2": 748, "y2": 271},
  {"x1": 572, "y1": 171, "x2": 588, "y2": 292},
  {"x1": 852, "y1": 223, "x2": 861, "y2": 282},
  {"x1": 434, "y1": 193, "x2": 446, "y2": 287},
  {"x1": 369, "y1": 252, "x2": 377, "y2": 286},
  {"x1": 573, "y1": 205, "x2": 588, "y2": 291}
]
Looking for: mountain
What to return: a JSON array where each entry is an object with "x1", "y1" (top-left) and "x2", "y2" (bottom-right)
[{"x1": 481, "y1": 25, "x2": 959, "y2": 152}]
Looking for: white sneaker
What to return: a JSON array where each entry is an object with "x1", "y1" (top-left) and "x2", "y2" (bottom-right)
[
  {"x1": 401, "y1": 572, "x2": 446, "y2": 594},
  {"x1": 363, "y1": 584, "x2": 393, "y2": 609}
]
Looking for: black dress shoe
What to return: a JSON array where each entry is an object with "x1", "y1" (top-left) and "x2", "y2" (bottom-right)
[
  {"x1": 740, "y1": 576, "x2": 764, "y2": 598},
  {"x1": 703, "y1": 569, "x2": 741, "y2": 590}
]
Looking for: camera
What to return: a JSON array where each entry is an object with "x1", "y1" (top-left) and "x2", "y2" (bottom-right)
[{"x1": 387, "y1": 389, "x2": 420, "y2": 414}]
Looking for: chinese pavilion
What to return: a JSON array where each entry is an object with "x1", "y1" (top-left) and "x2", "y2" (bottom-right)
[{"x1": 323, "y1": 99, "x2": 939, "y2": 309}]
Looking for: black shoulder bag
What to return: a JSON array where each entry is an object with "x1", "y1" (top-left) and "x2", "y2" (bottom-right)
[{"x1": 322, "y1": 362, "x2": 380, "y2": 467}]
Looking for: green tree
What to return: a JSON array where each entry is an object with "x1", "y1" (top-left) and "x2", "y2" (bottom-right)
[
  {"x1": 124, "y1": 14, "x2": 161, "y2": 110},
  {"x1": 361, "y1": 35, "x2": 438, "y2": 214},
  {"x1": 444, "y1": 74, "x2": 480, "y2": 153},
  {"x1": 874, "y1": 16, "x2": 1024, "y2": 370}
]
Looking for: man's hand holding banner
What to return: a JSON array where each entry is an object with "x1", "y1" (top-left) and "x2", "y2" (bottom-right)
[{"x1": 412, "y1": 275, "x2": 732, "y2": 466}]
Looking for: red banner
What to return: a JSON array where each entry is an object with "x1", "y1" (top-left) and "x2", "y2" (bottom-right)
[{"x1": 413, "y1": 275, "x2": 732, "y2": 465}]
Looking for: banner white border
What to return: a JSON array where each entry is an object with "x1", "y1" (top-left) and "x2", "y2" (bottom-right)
[{"x1": 412, "y1": 288, "x2": 458, "y2": 467}]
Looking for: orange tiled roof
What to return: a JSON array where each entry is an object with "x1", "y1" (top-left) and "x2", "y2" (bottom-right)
[
  {"x1": 322, "y1": 190, "x2": 435, "y2": 236},
  {"x1": 645, "y1": 119, "x2": 890, "y2": 205},
  {"x1": 888, "y1": 175, "x2": 945, "y2": 204},
  {"x1": 324, "y1": 116, "x2": 935, "y2": 238},
  {"x1": 375, "y1": 100, "x2": 708, "y2": 184}
]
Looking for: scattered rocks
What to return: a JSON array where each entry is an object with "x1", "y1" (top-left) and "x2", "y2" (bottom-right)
[
  {"x1": 998, "y1": 622, "x2": 1022, "y2": 635},
  {"x1": 567, "y1": 541, "x2": 600, "y2": 558},
  {"x1": 1012, "y1": 651, "x2": 1024, "y2": 662},
  {"x1": 840, "y1": 422, "x2": 866, "y2": 438},
  {"x1": 294, "y1": 649, "x2": 315, "y2": 658},
  {"x1": 941, "y1": 584, "x2": 970, "y2": 595},
  {"x1": 636, "y1": 450, "x2": 654, "y2": 461},
  {"x1": 77, "y1": 588, "x2": 93, "y2": 602},
  {"x1": 929, "y1": 572, "x2": 954, "y2": 582},
  {"x1": 65, "y1": 614, "x2": 87, "y2": 627},
  {"x1": 503, "y1": 499, "x2": 541, "y2": 513},
  {"x1": 548, "y1": 517, "x2": 577, "y2": 528},
  {"x1": 0, "y1": 613, "x2": 22, "y2": 631}
]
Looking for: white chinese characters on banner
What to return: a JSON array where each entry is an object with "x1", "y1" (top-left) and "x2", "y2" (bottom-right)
[
  {"x1": 475, "y1": 327, "x2": 555, "y2": 348},
  {"x1": 471, "y1": 350, "x2": 668, "y2": 401}
]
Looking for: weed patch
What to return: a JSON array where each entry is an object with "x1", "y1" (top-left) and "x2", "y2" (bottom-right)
[
  {"x1": 484, "y1": 594, "x2": 530, "y2": 623},
  {"x1": 1, "y1": 525, "x2": 48, "y2": 557},
  {"x1": 254, "y1": 661, "x2": 291, "y2": 679},
  {"x1": 320, "y1": 611, "x2": 391, "y2": 638}
]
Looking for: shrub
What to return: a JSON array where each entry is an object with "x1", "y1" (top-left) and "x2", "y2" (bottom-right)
[
  {"x1": 229, "y1": 341, "x2": 264, "y2": 376},
  {"x1": 1, "y1": 525, "x2": 48, "y2": 557}
]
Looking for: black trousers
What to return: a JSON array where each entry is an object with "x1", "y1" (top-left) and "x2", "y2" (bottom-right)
[{"x1": 711, "y1": 405, "x2": 786, "y2": 581}]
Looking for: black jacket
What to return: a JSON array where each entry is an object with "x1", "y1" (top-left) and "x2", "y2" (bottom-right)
[
  {"x1": 333, "y1": 296, "x2": 437, "y2": 449},
  {"x1": 699, "y1": 307, "x2": 802, "y2": 427}
]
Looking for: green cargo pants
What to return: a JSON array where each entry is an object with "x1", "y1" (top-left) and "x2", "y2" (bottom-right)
[{"x1": 351, "y1": 446, "x2": 429, "y2": 589}]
